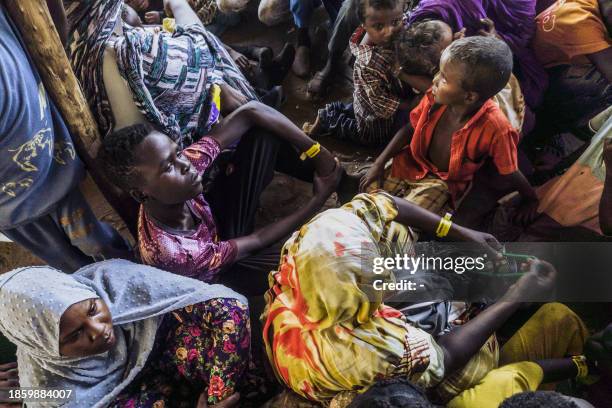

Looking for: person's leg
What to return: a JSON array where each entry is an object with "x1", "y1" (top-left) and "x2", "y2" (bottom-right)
[
  {"x1": 2, "y1": 215, "x2": 92, "y2": 273},
  {"x1": 258, "y1": 0, "x2": 292, "y2": 26},
  {"x1": 291, "y1": 0, "x2": 320, "y2": 77},
  {"x1": 308, "y1": 0, "x2": 359, "y2": 96},
  {"x1": 499, "y1": 303, "x2": 588, "y2": 365},
  {"x1": 207, "y1": 129, "x2": 282, "y2": 239}
]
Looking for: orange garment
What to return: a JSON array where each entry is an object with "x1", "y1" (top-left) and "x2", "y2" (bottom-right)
[
  {"x1": 533, "y1": 0, "x2": 612, "y2": 68},
  {"x1": 390, "y1": 91, "x2": 519, "y2": 204}
]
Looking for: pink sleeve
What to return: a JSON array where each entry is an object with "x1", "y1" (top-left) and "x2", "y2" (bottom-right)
[{"x1": 182, "y1": 136, "x2": 222, "y2": 173}]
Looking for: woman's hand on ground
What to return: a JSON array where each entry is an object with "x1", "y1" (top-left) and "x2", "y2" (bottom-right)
[
  {"x1": 144, "y1": 11, "x2": 162, "y2": 24},
  {"x1": 196, "y1": 392, "x2": 240, "y2": 407},
  {"x1": 359, "y1": 162, "x2": 385, "y2": 193},
  {"x1": 312, "y1": 158, "x2": 342, "y2": 204},
  {"x1": 0, "y1": 362, "x2": 19, "y2": 388},
  {"x1": 504, "y1": 259, "x2": 557, "y2": 302}
]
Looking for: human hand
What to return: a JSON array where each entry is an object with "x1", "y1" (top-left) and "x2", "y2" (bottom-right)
[
  {"x1": 196, "y1": 392, "x2": 240, "y2": 407},
  {"x1": 452, "y1": 226, "x2": 503, "y2": 260},
  {"x1": 359, "y1": 162, "x2": 385, "y2": 192},
  {"x1": 312, "y1": 158, "x2": 342, "y2": 203},
  {"x1": 513, "y1": 197, "x2": 540, "y2": 227},
  {"x1": 478, "y1": 18, "x2": 499, "y2": 38},
  {"x1": 0, "y1": 362, "x2": 20, "y2": 407},
  {"x1": 0, "y1": 362, "x2": 18, "y2": 389},
  {"x1": 144, "y1": 11, "x2": 162, "y2": 24},
  {"x1": 585, "y1": 323, "x2": 612, "y2": 378},
  {"x1": 453, "y1": 28, "x2": 466, "y2": 41},
  {"x1": 504, "y1": 259, "x2": 557, "y2": 301},
  {"x1": 229, "y1": 50, "x2": 252, "y2": 74}
]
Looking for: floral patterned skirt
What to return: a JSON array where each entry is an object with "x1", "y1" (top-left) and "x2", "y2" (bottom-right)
[{"x1": 111, "y1": 299, "x2": 250, "y2": 407}]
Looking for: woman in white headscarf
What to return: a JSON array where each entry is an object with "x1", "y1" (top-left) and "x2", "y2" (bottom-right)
[{"x1": 0, "y1": 259, "x2": 250, "y2": 407}]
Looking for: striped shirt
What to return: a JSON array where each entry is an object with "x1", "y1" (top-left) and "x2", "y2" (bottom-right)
[{"x1": 350, "y1": 27, "x2": 404, "y2": 145}]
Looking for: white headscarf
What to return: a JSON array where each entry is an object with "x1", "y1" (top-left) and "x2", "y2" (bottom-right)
[{"x1": 0, "y1": 259, "x2": 246, "y2": 407}]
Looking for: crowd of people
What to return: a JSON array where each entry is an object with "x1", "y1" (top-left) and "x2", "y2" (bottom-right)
[{"x1": 0, "y1": 0, "x2": 611, "y2": 406}]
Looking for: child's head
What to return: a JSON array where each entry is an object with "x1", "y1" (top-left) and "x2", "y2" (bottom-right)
[
  {"x1": 396, "y1": 19, "x2": 453, "y2": 76},
  {"x1": 347, "y1": 377, "x2": 434, "y2": 408},
  {"x1": 432, "y1": 36, "x2": 512, "y2": 106},
  {"x1": 357, "y1": 0, "x2": 405, "y2": 45},
  {"x1": 98, "y1": 124, "x2": 203, "y2": 205},
  {"x1": 500, "y1": 391, "x2": 582, "y2": 408}
]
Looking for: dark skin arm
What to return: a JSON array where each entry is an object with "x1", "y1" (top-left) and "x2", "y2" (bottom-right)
[
  {"x1": 436, "y1": 260, "x2": 557, "y2": 375},
  {"x1": 46, "y1": 0, "x2": 68, "y2": 46},
  {"x1": 500, "y1": 170, "x2": 539, "y2": 226},
  {"x1": 391, "y1": 196, "x2": 503, "y2": 257},
  {"x1": 208, "y1": 101, "x2": 336, "y2": 177},
  {"x1": 205, "y1": 101, "x2": 341, "y2": 260},
  {"x1": 588, "y1": 47, "x2": 612, "y2": 84},
  {"x1": 359, "y1": 125, "x2": 414, "y2": 192},
  {"x1": 600, "y1": 139, "x2": 612, "y2": 234},
  {"x1": 232, "y1": 166, "x2": 342, "y2": 260}
]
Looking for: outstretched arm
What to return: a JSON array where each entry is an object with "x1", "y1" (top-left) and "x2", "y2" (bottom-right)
[
  {"x1": 208, "y1": 101, "x2": 337, "y2": 176},
  {"x1": 436, "y1": 260, "x2": 557, "y2": 375}
]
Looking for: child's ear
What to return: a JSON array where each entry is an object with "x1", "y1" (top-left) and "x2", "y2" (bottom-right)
[
  {"x1": 129, "y1": 189, "x2": 148, "y2": 203},
  {"x1": 464, "y1": 91, "x2": 480, "y2": 105}
]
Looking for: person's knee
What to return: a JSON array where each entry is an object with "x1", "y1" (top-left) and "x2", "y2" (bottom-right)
[
  {"x1": 258, "y1": 0, "x2": 291, "y2": 26},
  {"x1": 217, "y1": 0, "x2": 249, "y2": 13}
]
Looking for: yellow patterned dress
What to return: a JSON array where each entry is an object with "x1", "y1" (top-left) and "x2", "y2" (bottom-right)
[{"x1": 261, "y1": 193, "x2": 446, "y2": 403}]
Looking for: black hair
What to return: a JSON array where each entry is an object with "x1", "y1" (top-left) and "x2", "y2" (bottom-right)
[
  {"x1": 347, "y1": 377, "x2": 435, "y2": 408},
  {"x1": 444, "y1": 36, "x2": 513, "y2": 101},
  {"x1": 396, "y1": 19, "x2": 448, "y2": 76},
  {"x1": 97, "y1": 124, "x2": 154, "y2": 191},
  {"x1": 500, "y1": 391, "x2": 580, "y2": 408},
  {"x1": 356, "y1": 0, "x2": 403, "y2": 23}
]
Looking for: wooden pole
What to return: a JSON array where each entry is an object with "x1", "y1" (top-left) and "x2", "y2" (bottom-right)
[{"x1": 4, "y1": 0, "x2": 136, "y2": 241}]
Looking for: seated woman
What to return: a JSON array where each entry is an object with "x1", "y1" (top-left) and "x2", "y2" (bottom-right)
[
  {"x1": 262, "y1": 192, "x2": 588, "y2": 406},
  {"x1": 530, "y1": 0, "x2": 612, "y2": 139},
  {"x1": 99, "y1": 101, "x2": 342, "y2": 296},
  {"x1": 65, "y1": 0, "x2": 257, "y2": 146},
  {"x1": 0, "y1": 259, "x2": 250, "y2": 407}
]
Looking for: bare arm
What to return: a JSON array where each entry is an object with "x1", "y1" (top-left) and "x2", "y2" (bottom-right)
[
  {"x1": 588, "y1": 47, "x2": 612, "y2": 84},
  {"x1": 208, "y1": 101, "x2": 336, "y2": 176},
  {"x1": 164, "y1": 0, "x2": 202, "y2": 27},
  {"x1": 359, "y1": 125, "x2": 413, "y2": 192},
  {"x1": 232, "y1": 164, "x2": 342, "y2": 260},
  {"x1": 437, "y1": 260, "x2": 556, "y2": 375},
  {"x1": 46, "y1": 0, "x2": 68, "y2": 46}
]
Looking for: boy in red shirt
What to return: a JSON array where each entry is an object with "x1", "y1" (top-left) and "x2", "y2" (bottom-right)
[{"x1": 360, "y1": 36, "x2": 538, "y2": 223}]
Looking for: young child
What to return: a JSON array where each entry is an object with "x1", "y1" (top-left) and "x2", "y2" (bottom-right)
[
  {"x1": 303, "y1": 0, "x2": 408, "y2": 146},
  {"x1": 360, "y1": 36, "x2": 538, "y2": 223},
  {"x1": 99, "y1": 101, "x2": 341, "y2": 295}
]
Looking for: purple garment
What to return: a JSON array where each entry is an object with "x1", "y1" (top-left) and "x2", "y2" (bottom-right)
[{"x1": 408, "y1": 0, "x2": 548, "y2": 108}]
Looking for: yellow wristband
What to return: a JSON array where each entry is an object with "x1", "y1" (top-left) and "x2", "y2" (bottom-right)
[
  {"x1": 572, "y1": 355, "x2": 588, "y2": 380},
  {"x1": 300, "y1": 142, "x2": 321, "y2": 161},
  {"x1": 436, "y1": 213, "x2": 453, "y2": 238}
]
